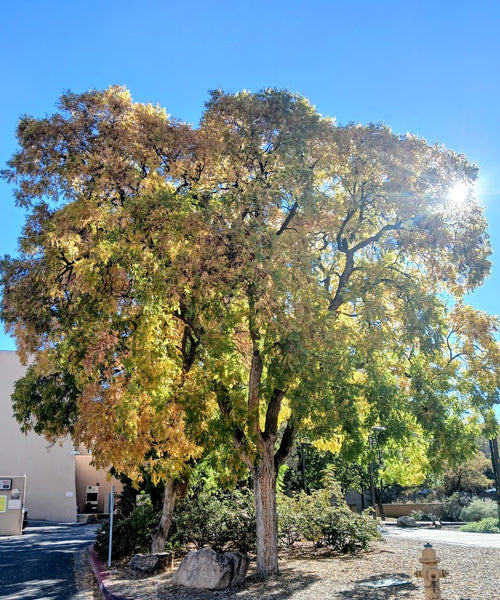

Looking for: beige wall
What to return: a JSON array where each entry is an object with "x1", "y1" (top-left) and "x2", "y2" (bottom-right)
[
  {"x1": 380, "y1": 503, "x2": 444, "y2": 518},
  {"x1": 0, "y1": 351, "x2": 77, "y2": 522},
  {"x1": 75, "y1": 450, "x2": 123, "y2": 514}
]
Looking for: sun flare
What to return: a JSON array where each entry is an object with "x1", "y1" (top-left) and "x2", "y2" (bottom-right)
[{"x1": 447, "y1": 181, "x2": 469, "y2": 207}]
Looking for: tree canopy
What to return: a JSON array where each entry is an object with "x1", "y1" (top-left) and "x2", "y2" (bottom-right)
[{"x1": 1, "y1": 86, "x2": 499, "y2": 575}]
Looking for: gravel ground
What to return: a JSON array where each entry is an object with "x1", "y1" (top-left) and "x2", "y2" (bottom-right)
[
  {"x1": 75, "y1": 548, "x2": 101, "y2": 600},
  {"x1": 101, "y1": 537, "x2": 500, "y2": 600}
]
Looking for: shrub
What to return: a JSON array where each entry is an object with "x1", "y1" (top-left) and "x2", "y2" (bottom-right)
[
  {"x1": 170, "y1": 486, "x2": 256, "y2": 553},
  {"x1": 409, "y1": 509, "x2": 438, "y2": 521},
  {"x1": 277, "y1": 492, "x2": 302, "y2": 547},
  {"x1": 320, "y1": 506, "x2": 380, "y2": 553},
  {"x1": 96, "y1": 484, "x2": 257, "y2": 560},
  {"x1": 460, "y1": 517, "x2": 500, "y2": 533},
  {"x1": 459, "y1": 498, "x2": 498, "y2": 522},
  {"x1": 440, "y1": 493, "x2": 467, "y2": 521},
  {"x1": 277, "y1": 469, "x2": 380, "y2": 553},
  {"x1": 95, "y1": 494, "x2": 159, "y2": 560}
]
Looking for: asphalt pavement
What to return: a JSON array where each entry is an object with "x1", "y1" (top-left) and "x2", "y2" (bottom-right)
[{"x1": 0, "y1": 522, "x2": 98, "y2": 600}]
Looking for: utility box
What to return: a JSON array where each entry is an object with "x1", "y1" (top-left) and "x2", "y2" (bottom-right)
[
  {"x1": 0, "y1": 475, "x2": 26, "y2": 536},
  {"x1": 84, "y1": 485, "x2": 99, "y2": 513}
]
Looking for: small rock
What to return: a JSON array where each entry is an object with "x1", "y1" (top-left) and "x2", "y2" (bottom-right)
[
  {"x1": 128, "y1": 552, "x2": 173, "y2": 575},
  {"x1": 172, "y1": 548, "x2": 250, "y2": 590},
  {"x1": 397, "y1": 515, "x2": 417, "y2": 527}
]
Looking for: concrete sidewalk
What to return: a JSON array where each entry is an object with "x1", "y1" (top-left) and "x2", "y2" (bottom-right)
[{"x1": 383, "y1": 525, "x2": 500, "y2": 548}]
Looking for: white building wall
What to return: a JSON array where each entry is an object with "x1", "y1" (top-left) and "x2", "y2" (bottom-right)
[{"x1": 0, "y1": 351, "x2": 77, "y2": 522}]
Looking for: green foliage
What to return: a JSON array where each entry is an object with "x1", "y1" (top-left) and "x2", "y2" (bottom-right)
[
  {"x1": 98, "y1": 464, "x2": 256, "y2": 560},
  {"x1": 283, "y1": 445, "x2": 369, "y2": 494},
  {"x1": 95, "y1": 494, "x2": 158, "y2": 560},
  {"x1": 11, "y1": 366, "x2": 79, "y2": 441},
  {"x1": 410, "y1": 509, "x2": 439, "y2": 522},
  {"x1": 320, "y1": 507, "x2": 380, "y2": 553},
  {"x1": 109, "y1": 470, "x2": 166, "y2": 517},
  {"x1": 277, "y1": 470, "x2": 380, "y2": 553},
  {"x1": 460, "y1": 517, "x2": 500, "y2": 533},
  {"x1": 170, "y1": 486, "x2": 256, "y2": 553},
  {"x1": 459, "y1": 498, "x2": 499, "y2": 522},
  {"x1": 2, "y1": 85, "x2": 499, "y2": 575},
  {"x1": 440, "y1": 493, "x2": 468, "y2": 521},
  {"x1": 442, "y1": 452, "x2": 494, "y2": 495}
]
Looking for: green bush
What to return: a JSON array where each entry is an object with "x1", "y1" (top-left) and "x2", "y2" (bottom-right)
[
  {"x1": 97, "y1": 467, "x2": 379, "y2": 560},
  {"x1": 459, "y1": 498, "x2": 498, "y2": 522},
  {"x1": 277, "y1": 470, "x2": 380, "y2": 553},
  {"x1": 320, "y1": 506, "x2": 380, "y2": 553},
  {"x1": 96, "y1": 484, "x2": 257, "y2": 560},
  {"x1": 170, "y1": 486, "x2": 256, "y2": 553},
  {"x1": 440, "y1": 493, "x2": 467, "y2": 521},
  {"x1": 409, "y1": 509, "x2": 438, "y2": 521},
  {"x1": 460, "y1": 517, "x2": 500, "y2": 533},
  {"x1": 95, "y1": 494, "x2": 158, "y2": 560}
]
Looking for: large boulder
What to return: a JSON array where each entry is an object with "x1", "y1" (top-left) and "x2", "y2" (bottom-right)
[
  {"x1": 397, "y1": 515, "x2": 417, "y2": 528},
  {"x1": 172, "y1": 548, "x2": 250, "y2": 590},
  {"x1": 128, "y1": 552, "x2": 173, "y2": 575}
]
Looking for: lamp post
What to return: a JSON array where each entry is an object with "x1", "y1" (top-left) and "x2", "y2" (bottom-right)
[
  {"x1": 300, "y1": 442, "x2": 312, "y2": 493},
  {"x1": 489, "y1": 437, "x2": 500, "y2": 528},
  {"x1": 369, "y1": 426, "x2": 386, "y2": 518}
]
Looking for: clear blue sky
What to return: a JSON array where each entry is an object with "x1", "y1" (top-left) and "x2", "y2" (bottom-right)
[{"x1": 1, "y1": 0, "x2": 499, "y2": 354}]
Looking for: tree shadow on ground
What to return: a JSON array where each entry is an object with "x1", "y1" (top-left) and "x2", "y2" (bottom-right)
[
  {"x1": 231, "y1": 569, "x2": 321, "y2": 599},
  {"x1": 156, "y1": 569, "x2": 322, "y2": 600},
  {"x1": 337, "y1": 571, "x2": 418, "y2": 599}
]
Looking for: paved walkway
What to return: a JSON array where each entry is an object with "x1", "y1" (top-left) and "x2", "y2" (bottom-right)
[
  {"x1": 0, "y1": 522, "x2": 98, "y2": 599},
  {"x1": 383, "y1": 525, "x2": 500, "y2": 548}
]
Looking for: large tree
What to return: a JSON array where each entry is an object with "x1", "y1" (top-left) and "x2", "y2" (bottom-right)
[
  {"x1": 1, "y1": 87, "x2": 211, "y2": 552},
  {"x1": 2, "y1": 87, "x2": 498, "y2": 576}
]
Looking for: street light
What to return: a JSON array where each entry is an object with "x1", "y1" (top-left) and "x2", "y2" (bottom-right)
[
  {"x1": 489, "y1": 437, "x2": 500, "y2": 528},
  {"x1": 369, "y1": 426, "x2": 386, "y2": 518},
  {"x1": 300, "y1": 442, "x2": 312, "y2": 493}
]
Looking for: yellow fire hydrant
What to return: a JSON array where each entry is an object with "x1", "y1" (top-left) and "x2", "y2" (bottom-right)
[{"x1": 415, "y1": 543, "x2": 448, "y2": 600}]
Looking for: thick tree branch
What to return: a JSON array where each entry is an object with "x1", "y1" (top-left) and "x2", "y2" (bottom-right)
[
  {"x1": 276, "y1": 201, "x2": 298, "y2": 235},
  {"x1": 351, "y1": 220, "x2": 402, "y2": 254},
  {"x1": 263, "y1": 388, "x2": 285, "y2": 440},
  {"x1": 213, "y1": 380, "x2": 252, "y2": 468},
  {"x1": 274, "y1": 422, "x2": 297, "y2": 469},
  {"x1": 248, "y1": 351, "x2": 263, "y2": 439},
  {"x1": 328, "y1": 249, "x2": 355, "y2": 312},
  {"x1": 181, "y1": 326, "x2": 200, "y2": 373},
  {"x1": 329, "y1": 220, "x2": 404, "y2": 312}
]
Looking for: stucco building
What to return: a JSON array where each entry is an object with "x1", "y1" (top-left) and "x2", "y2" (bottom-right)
[{"x1": 0, "y1": 351, "x2": 121, "y2": 523}]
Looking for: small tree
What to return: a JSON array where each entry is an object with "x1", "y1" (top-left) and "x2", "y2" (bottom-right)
[{"x1": 442, "y1": 452, "x2": 494, "y2": 495}]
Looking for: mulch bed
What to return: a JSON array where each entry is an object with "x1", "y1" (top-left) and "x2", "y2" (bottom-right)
[{"x1": 99, "y1": 537, "x2": 500, "y2": 600}]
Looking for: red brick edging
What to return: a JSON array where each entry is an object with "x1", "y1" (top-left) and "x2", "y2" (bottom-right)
[{"x1": 87, "y1": 545, "x2": 133, "y2": 600}]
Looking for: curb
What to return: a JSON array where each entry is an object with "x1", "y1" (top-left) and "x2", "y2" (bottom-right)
[{"x1": 87, "y1": 545, "x2": 133, "y2": 600}]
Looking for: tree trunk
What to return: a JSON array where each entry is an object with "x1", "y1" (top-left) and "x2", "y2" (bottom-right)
[
  {"x1": 150, "y1": 478, "x2": 184, "y2": 554},
  {"x1": 376, "y1": 484, "x2": 386, "y2": 521},
  {"x1": 253, "y1": 438, "x2": 279, "y2": 578}
]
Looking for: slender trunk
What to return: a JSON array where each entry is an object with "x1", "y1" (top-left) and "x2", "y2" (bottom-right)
[
  {"x1": 150, "y1": 478, "x2": 186, "y2": 554},
  {"x1": 377, "y1": 482, "x2": 386, "y2": 521},
  {"x1": 253, "y1": 438, "x2": 279, "y2": 578},
  {"x1": 489, "y1": 438, "x2": 500, "y2": 528}
]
